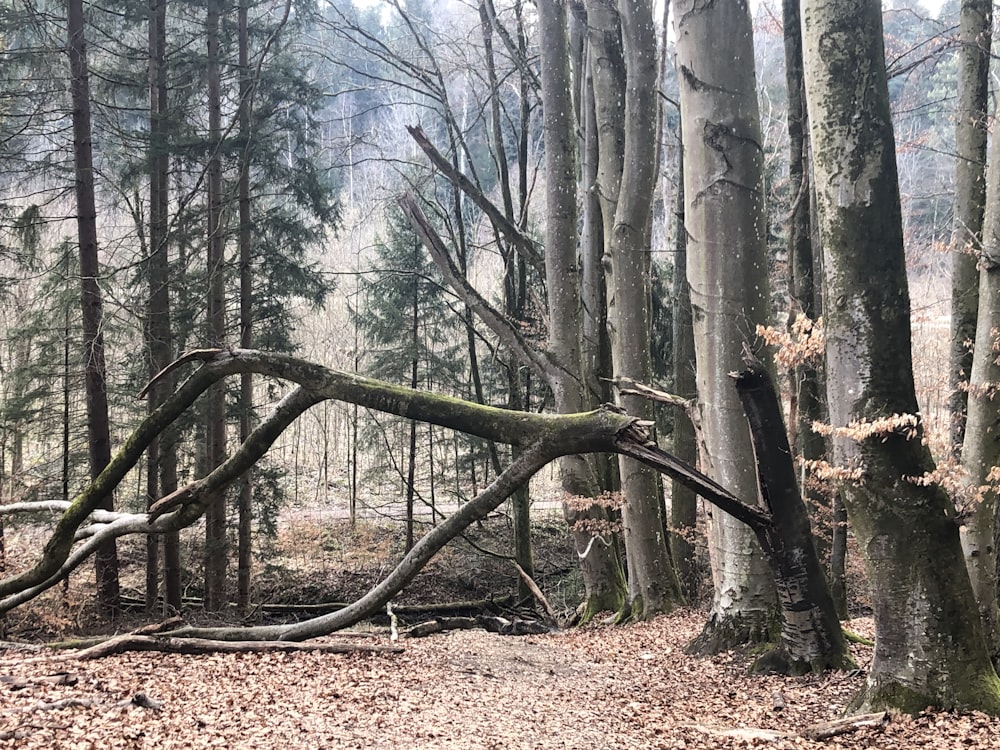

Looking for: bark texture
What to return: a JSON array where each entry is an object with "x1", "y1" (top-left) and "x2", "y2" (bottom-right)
[
  {"x1": 950, "y1": 0, "x2": 992, "y2": 449},
  {"x1": 538, "y1": 0, "x2": 626, "y2": 618},
  {"x1": 956, "y1": 0, "x2": 997, "y2": 655},
  {"x1": 960, "y1": 16, "x2": 1000, "y2": 651},
  {"x1": 588, "y1": 0, "x2": 681, "y2": 619},
  {"x1": 675, "y1": 0, "x2": 777, "y2": 650},
  {"x1": 68, "y1": 0, "x2": 120, "y2": 614},
  {"x1": 803, "y1": 0, "x2": 1000, "y2": 713}
]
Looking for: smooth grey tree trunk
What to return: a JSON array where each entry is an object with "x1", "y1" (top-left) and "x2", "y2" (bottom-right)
[
  {"x1": 537, "y1": 0, "x2": 626, "y2": 619},
  {"x1": 959, "y1": 1, "x2": 999, "y2": 653},
  {"x1": 950, "y1": 0, "x2": 992, "y2": 450},
  {"x1": 675, "y1": 0, "x2": 777, "y2": 650},
  {"x1": 803, "y1": 0, "x2": 1000, "y2": 714},
  {"x1": 587, "y1": 0, "x2": 681, "y2": 619}
]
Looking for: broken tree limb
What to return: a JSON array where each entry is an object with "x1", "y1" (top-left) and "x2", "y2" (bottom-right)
[
  {"x1": 3, "y1": 349, "x2": 848, "y2": 670},
  {"x1": 514, "y1": 562, "x2": 559, "y2": 626},
  {"x1": 405, "y1": 125, "x2": 545, "y2": 277},
  {"x1": 800, "y1": 711, "x2": 889, "y2": 740},
  {"x1": 397, "y1": 192, "x2": 562, "y2": 385},
  {"x1": 72, "y1": 635, "x2": 403, "y2": 660},
  {"x1": 733, "y1": 356, "x2": 851, "y2": 673}
]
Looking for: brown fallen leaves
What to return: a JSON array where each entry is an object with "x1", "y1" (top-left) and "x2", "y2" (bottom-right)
[{"x1": 0, "y1": 609, "x2": 995, "y2": 749}]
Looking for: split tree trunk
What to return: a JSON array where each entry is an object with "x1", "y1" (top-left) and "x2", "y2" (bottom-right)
[{"x1": 587, "y1": 0, "x2": 681, "y2": 619}]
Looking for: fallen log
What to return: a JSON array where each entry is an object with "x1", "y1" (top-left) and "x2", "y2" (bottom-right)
[
  {"x1": 685, "y1": 711, "x2": 890, "y2": 743},
  {"x1": 73, "y1": 635, "x2": 403, "y2": 660},
  {"x1": 801, "y1": 711, "x2": 889, "y2": 741}
]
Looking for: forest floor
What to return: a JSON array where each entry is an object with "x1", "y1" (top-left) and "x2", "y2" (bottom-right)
[{"x1": 0, "y1": 518, "x2": 996, "y2": 748}]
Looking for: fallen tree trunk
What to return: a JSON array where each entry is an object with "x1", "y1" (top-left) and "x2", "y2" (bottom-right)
[
  {"x1": 73, "y1": 635, "x2": 403, "y2": 660},
  {"x1": 0, "y1": 349, "x2": 844, "y2": 671}
]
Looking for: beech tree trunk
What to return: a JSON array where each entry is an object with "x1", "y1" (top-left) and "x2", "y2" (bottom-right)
[
  {"x1": 670, "y1": 143, "x2": 699, "y2": 600},
  {"x1": 959, "y1": 0, "x2": 999, "y2": 652},
  {"x1": 68, "y1": 0, "x2": 120, "y2": 615},
  {"x1": 537, "y1": 0, "x2": 626, "y2": 619},
  {"x1": 802, "y1": 0, "x2": 1000, "y2": 713},
  {"x1": 950, "y1": 0, "x2": 992, "y2": 449},
  {"x1": 675, "y1": 0, "x2": 777, "y2": 650},
  {"x1": 587, "y1": 0, "x2": 681, "y2": 619}
]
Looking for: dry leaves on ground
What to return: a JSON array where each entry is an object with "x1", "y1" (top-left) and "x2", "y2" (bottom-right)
[{"x1": 0, "y1": 609, "x2": 995, "y2": 749}]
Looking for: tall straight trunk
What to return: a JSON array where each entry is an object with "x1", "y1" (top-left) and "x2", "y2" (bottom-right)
[
  {"x1": 954, "y1": 0, "x2": 995, "y2": 652},
  {"x1": 405, "y1": 277, "x2": 419, "y2": 552},
  {"x1": 204, "y1": 0, "x2": 228, "y2": 612},
  {"x1": 538, "y1": 0, "x2": 626, "y2": 620},
  {"x1": 803, "y1": 0, "x2": 1000, "y2": 714},
  {"x1": 481, "y1": 1, "x2": 532, "y2": 593},
  {"x1": 675, "y1": 0, "x2": 777, "y2": 650},
  {"x1": 782, "y1": 0, "x2": 836, "y2": 612},
  {"x1": 950, "y1": 0, "x2": 992, "y2": 450},
  {"x1": 147, "y1": 0, "x2": 180, "y2": 615},
  {"x1": 67, "y1": 0, "x2": 119, "y2": 615},
  {"x1": 236, "y1": 0, "x2": 253, "y2": 613},
  {"x1": 575, "y1": 12, "x2": 617, "y2": 495},
  {"x1": 959, "y1": 0, "x2": 1000, "y2": 651},
  {"x1": 587, "y1": 0, "x2": 681, "y2": 620},
  {"x1": 670, "y1": 143, "x2": 699, "y2": 601},
  {"x1": 961, "y1": 116, "x2": 1000, "y2": 653}
]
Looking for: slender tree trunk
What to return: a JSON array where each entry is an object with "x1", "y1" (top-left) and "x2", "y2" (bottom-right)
[
  {"x1": 204, "y1": 0, "x2": 228, "y2": 612},
  {"x1": 147, "y1": 0, "x2": 180, "y2": 616},
  {"x1": 782, "y1": 0, "x2": 837, "y2": 613},
  {"x1": 670, "y1": 143, "x2": 699, "y2": 601},
  {"x1": 950, "y1": 0, "x2": 992, "y2": 450},
  {"x1": 236, "y1": 0, "x2": 253, "y2": 613},
  {"x1": 675, "y1": 0, "x2": 777, "y2": 650},
  {"x1": 803, "y1": 0, "x2": 1000, "y2": 713},
  {"x1": 538, "y1": 0, "x2": 626, "y2": 620},
  {"x1": 481, "y1": 2, "x2": 533, "y2": 592},
  {"x1": 405, "y1": 276, "x2": 419, "y2": 552},
  {"x1": 586, "y1": 0, "x2": 681, "y2": 620},
  {"x1": 68, "y1": 0, "x2": 120, "y2": 616}
]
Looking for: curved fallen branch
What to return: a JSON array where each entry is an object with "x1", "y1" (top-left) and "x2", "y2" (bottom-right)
[{"x1": 1, "y1": 348, "x2": 766, "y2": 620}]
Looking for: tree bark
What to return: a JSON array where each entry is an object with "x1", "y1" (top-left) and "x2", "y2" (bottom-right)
[
  {"x1": 803, "y1": 0, "x2": 1000, "y2": 713},
  {"x1": 147, "y1": 0, "x2": 181, "y2": 615},
  {"x1": 950, "y1": 0, "x2": 992, "y2": 450},
  {"x1": 959, "y1": 5, "x2": 1000, "y2": 654},
  {"x1": 68, "y1": 0, "x2": 120, "y2": 615},
  {"x1": 587, "y1": 0, "x2": 682, "y2": 619},
  {"x1": 670, "y1": 131, "x2": 699, "y2": 601},
  {"x1": 955, "y1": 0, "x2": 997, "y2": 655},
  {"x1": 733, "y1": 361, "x2": 850, "y2": 674},
  {"x1": 236, "y1": 0, "x2": 254, "y2": 614},
  {"x1": 782, "y1": 0, "x2": 834, "y2": 608},
  {"x1": 537, "y1": 0, "x2": 626, "y2": 620},
  {"x1": 675, "y1": 0, "x2": 777, "y2": 650},
  {"x1": 204, "y1": 0, "x2": 228, "y2": 612}
]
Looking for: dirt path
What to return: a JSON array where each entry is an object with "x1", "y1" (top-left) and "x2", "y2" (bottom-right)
[{"x1": 0, "y1": 610, "x2": 994, "y2": 749}]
